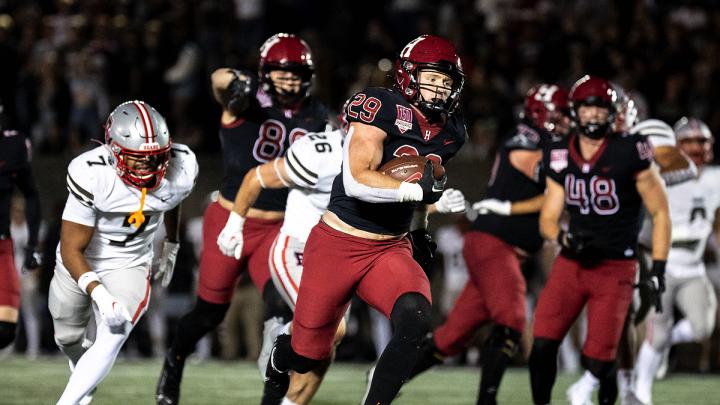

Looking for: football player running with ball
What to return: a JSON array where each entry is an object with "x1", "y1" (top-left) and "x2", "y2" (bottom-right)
[
  {"x1": 528, "y1": 76, "x2": 670, "y2": 405},
  {"x1": 262, "y1": 35, "x2": 467, "y2": 405},
  {"x1": 50, "y1": 101, "x2": 197, "y2": 405}
]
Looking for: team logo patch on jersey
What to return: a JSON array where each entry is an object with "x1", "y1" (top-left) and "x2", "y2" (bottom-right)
[
  {"x1": 395, "y1": 105, "x2": 413, "y2": 134},
  {"x1": 550, "y1": 149, "x2": 568, "y2": 172}
]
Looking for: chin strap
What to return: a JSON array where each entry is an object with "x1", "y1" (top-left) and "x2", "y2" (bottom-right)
[{"x1": 128, "y1": 187, "x2": 147, "y2": 229}]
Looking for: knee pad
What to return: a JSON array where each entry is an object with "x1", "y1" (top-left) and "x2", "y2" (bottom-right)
[
  {"x1": 0, "y1": 321, "x2": 16, "y2": 349},
  {"x1": 487, "y1": 324, "x2": 522, "y2": 357},
  {"x1": 193, "y1": 297, "x2": 231, "y2": 329},
  {"x1": 263, "y1": 282, "x2": 293, "y2": 323},
  {"x1": 390, "y1": 293, "x2": 432, "y2": 345},
  {"x1": 582, "y1": 355, "x2": 616, "y2": 380}
]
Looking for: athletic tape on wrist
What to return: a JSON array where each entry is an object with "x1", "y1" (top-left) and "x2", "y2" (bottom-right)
[{"x1": 78, "y1": 272, "x2": 101, "y2": 294}]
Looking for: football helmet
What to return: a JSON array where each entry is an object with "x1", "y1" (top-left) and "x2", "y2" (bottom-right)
[
  {"x1": 258, "y1": 33, "x2": 314, "y2": 105},
  {"x1": 674, "y1": 116, "x2": 713, "y2": 164},
  {"x1": 104, "y1": 100, "x2": 171, "y2": 189},
  {"x1": 393, "y1": 35, "x2": 465, "y2": 116},
  {"x1": 569, "y1": 75, "x2": 617, "y2": 139},
  {"x1": 523, "y1": 84, "x2": 569, "y2": 135},
  {"x1": 611, "y1": 83, "x2": 639, "y2": 132}
]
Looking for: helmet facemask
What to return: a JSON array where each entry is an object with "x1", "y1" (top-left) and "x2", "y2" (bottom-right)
[
  {"x1": 397, "y1": 60, "x2": 464, "y2": 119},
  {"x1": 110, "y1": 142, "x2": 171, "y2": 189},
  {"x1": 261, "y1": 65, "x2": 313, "y2": 107},
  {"x1": 572, "y1": 99, "x2": 615, "y2": 140}
]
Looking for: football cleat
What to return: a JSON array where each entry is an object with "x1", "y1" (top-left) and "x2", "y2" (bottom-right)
[
  {"x1": 156, "y1": 350, "x2": 186, "y2": 405},
  {"x1": 566, "y1": 379, "x2": 595, "y2": 405},
  {"x1": 261, "y1": 334, "x2": 291, "y2": 405},
  {"x1": 257, "y1": 317, "x2": 286, "y2": 378}
]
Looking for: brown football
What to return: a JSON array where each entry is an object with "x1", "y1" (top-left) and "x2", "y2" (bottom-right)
[{"x1": 378, "y1": 155, "x2": 445, "y2": 183}]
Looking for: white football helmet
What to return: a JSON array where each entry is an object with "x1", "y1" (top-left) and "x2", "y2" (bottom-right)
[{"x1": 104, "y1": 100, "x2": 171, "y2": 189}]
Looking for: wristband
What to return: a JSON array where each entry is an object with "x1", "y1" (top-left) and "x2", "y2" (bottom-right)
[
  {"x1": 78, "y1": 271, "x2": 101, "y2": 295},
  {"x1": 651, "y1": 260, "x2": 666, "y2": 275}
]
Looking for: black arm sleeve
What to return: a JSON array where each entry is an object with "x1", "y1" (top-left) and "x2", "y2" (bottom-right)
[{"x1": 14, "y1": 161, "x2": 41, "y2": 249}]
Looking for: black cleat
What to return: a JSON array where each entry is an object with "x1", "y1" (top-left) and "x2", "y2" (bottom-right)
[
  {"x1": 156, "y1": 351, "x2": 186, "y2": 405},
  {"x1": 261, "y1": 335, "x2": 291, "y2": 405}
]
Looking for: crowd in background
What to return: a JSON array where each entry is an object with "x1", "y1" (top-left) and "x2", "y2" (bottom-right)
[{"x1": 3, "y1": 0, "x2": 720, "y2": 373}]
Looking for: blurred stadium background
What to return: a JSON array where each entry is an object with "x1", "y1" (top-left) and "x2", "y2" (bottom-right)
[{"x1": 3, "y1": 0, "x2": 720, "y2": 403}]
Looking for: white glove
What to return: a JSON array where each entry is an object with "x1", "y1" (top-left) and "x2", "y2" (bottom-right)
[
  {"x1": 472, "y1": 199, "x2": 512, "y2": 216},
  {"x1": 434, "y1": 188, "x2": 466, "y2": 213},
  {"x1": 91, "y1": 285, "x2": 132, "y2": 327},
  {"x1": 155, "y1": 240, "x2": 179, "y2": 288},
  {"x1": 217, "y1": 211, "x2": 246, "y2": 259}
]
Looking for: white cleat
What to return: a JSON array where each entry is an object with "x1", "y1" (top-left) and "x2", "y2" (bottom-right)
[
  {"x1": 655, "y1": 348, "x2": 670, "y2": 380},
  {"x1": 566, "y1": 380, "x2": 595, "y2": 405},
  {"x1": 257, "y1": 317, "x2": 286, "y2": 378}
]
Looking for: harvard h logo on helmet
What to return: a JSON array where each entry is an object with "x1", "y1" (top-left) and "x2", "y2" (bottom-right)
[
  {"x1": 393, "y1": 35, "x2": 465, "y2": 116},
  {"x1": 105, "y1": 100, "x2": 172, "y2": 189},
  {"x1": 524, "y1": 84, "x2": 569, "y2": 135},
  {"x1": 259, "y1": 33, "x2": 314, "y2": 103}
]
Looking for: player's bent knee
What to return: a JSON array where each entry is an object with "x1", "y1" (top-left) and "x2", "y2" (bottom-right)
[
  {"x1": 0, "y1": 321, "x2": 17, "y2": 349},
  {"x1": 390, "y1": 293, "x2": 432, "y2": 343},
  {"x1": 582, "y1": 355, "x2": 616, "y2": 380},
  {"x1": 53, "y1": 328, "x2": 86, "y2": 348},
  {"x1": 333, "y1": 319, "x2": 347, "y2": 346},
  {"x1": 193, "y1": 297, "x2": 231, "y2": 328},
  {"x1": 487, "y1": 324, "x2": 522, "y2": 356}
]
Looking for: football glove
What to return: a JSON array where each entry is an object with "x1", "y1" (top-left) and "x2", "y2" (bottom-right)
[
  {"x1": 435, "y1": 188, "x2": 466, "y2": 213},
  {"x1": 23, "y1": 246, "x2": 42, "y2": 272},
  {"x1": 418, "y1": 162, "x2": 446, "y2": 204},
  {"x1": 91, "y1": 285, "x2": 132, "y2": 328},
  {"x1": 636, "y1": 260, "x2": 666, "y2": 313},
  {"x1": 472, "y1": 198, "x2": 512, "y2": 216},
  {"x1": 408, "y1": 229, "x2": 437, "y2": 275},
  {"x1": 227, "y1": 70, "x2": 252, "y2": 115},
  {"x1": 155, "y1": 240, "x2": 179, "y2": 288},
  {"x1": 217, "y1": 211, "x2": 245, "y2": 259},
  {"x1": 557, "y1": 229, "x2": 595, "y2": 255}
]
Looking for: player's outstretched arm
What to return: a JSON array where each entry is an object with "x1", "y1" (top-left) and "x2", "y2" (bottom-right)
[
  {"x1": 539, "y1": 177, "x2": 565, "y2": 242},
  {"x1": 636, "y1": 166, "x2": 670, "y2": 262},
  {"x1": 654, "y1": 146, "x2": 697, "y2": 185}
]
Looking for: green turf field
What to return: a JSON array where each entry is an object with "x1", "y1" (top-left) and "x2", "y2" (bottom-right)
[{"x1": 2, "y1": 357, "x2": 719, "y2": 404}]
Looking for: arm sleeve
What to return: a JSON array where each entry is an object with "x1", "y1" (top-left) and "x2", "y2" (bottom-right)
[
  {"x1": 340, "y1": 127, "x2": 402, "y2": 203},
  {"x1": 12, "y1": 139, "x2": 41, "y2": 247},
  {"x1": 631, "y1": 119, "x2": 676, "y2": 148},
  {"x1": 284, "y1": 135, "x2": 321, "y2": 188}
]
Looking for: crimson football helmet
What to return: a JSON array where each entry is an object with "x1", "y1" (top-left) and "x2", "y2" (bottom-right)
[
  {"x1": 393, "y1": 35, "x2": 465, "y2": 116},
  {"x1": 569, "y1": 75, "x2": 617, "y2": 139},
  {"x1": 258, "y1": 33, "x2": 314, "y2": 105},
  {"x1": 523, "y1": 84, "x2": 569, "y2": 135},
  {"x1": 105, "y1": 100, "x2": 172, "y2": 189}
]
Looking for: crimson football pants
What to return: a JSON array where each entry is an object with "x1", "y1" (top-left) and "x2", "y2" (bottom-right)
[
  {"x1": 0, "y1": 238, "x2": 20, "y2": 308},
  {"x1": 433, "y1": 231, "x2": 526, "y2": 356},
  {"x1": 533, "y1": 254, "x2": 636, "y2": 361},
  {"x1": 292, "y1": 221, "x2": 432, "y2": 360},
  {"x1": 196, "y1": 201, "x2": 282, "y2": 304}
]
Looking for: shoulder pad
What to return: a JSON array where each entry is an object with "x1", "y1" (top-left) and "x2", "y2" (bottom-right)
[
  {"x1": 66, "y1": 147, "x2": 109, "y2": 208},
  {"x1": 631, "y1": 119, "x2": 675, "y2": 148},
  {"x1": 504, "y1": 123, "x2": 542, "y2": 151},
  {"x1": 345, "y1": 87, "x2": 403, "y2": 134},
  {"x1": 166, "y1": 143, "x2": 199, "y2": 194}
]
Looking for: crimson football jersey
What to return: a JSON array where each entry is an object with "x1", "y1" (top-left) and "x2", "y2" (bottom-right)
[
  {"x1": 544, "y1": 132, "x2": 653, "y2": 259},
  {"x1": 472, "y1": 119, "x2": 547, "y2": 253},
  {"x1": 219, "y1": 71, "x2": 329, "y2": 211},
  {"x1": 328, "y1": 87, "x2": 467, "y2": 234}
]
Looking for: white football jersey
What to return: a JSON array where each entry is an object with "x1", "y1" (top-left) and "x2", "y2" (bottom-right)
[
  {"x1": 631, "y1": 119, "x2": 676, "y2": 148},
  {"x1": 281, "y1": 129, "x2": 344, "y2": 241},
  {"x1": 641, "y1": 166, "x2": 720, "y2": 278},
  {"x1": 57, "y1": 144, "x2": 198, "y2": 274}
]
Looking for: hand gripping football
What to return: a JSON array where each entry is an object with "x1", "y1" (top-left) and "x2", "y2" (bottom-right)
[{"x1": 379, "y1": 155, "x2": 445, "y2": 183}]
